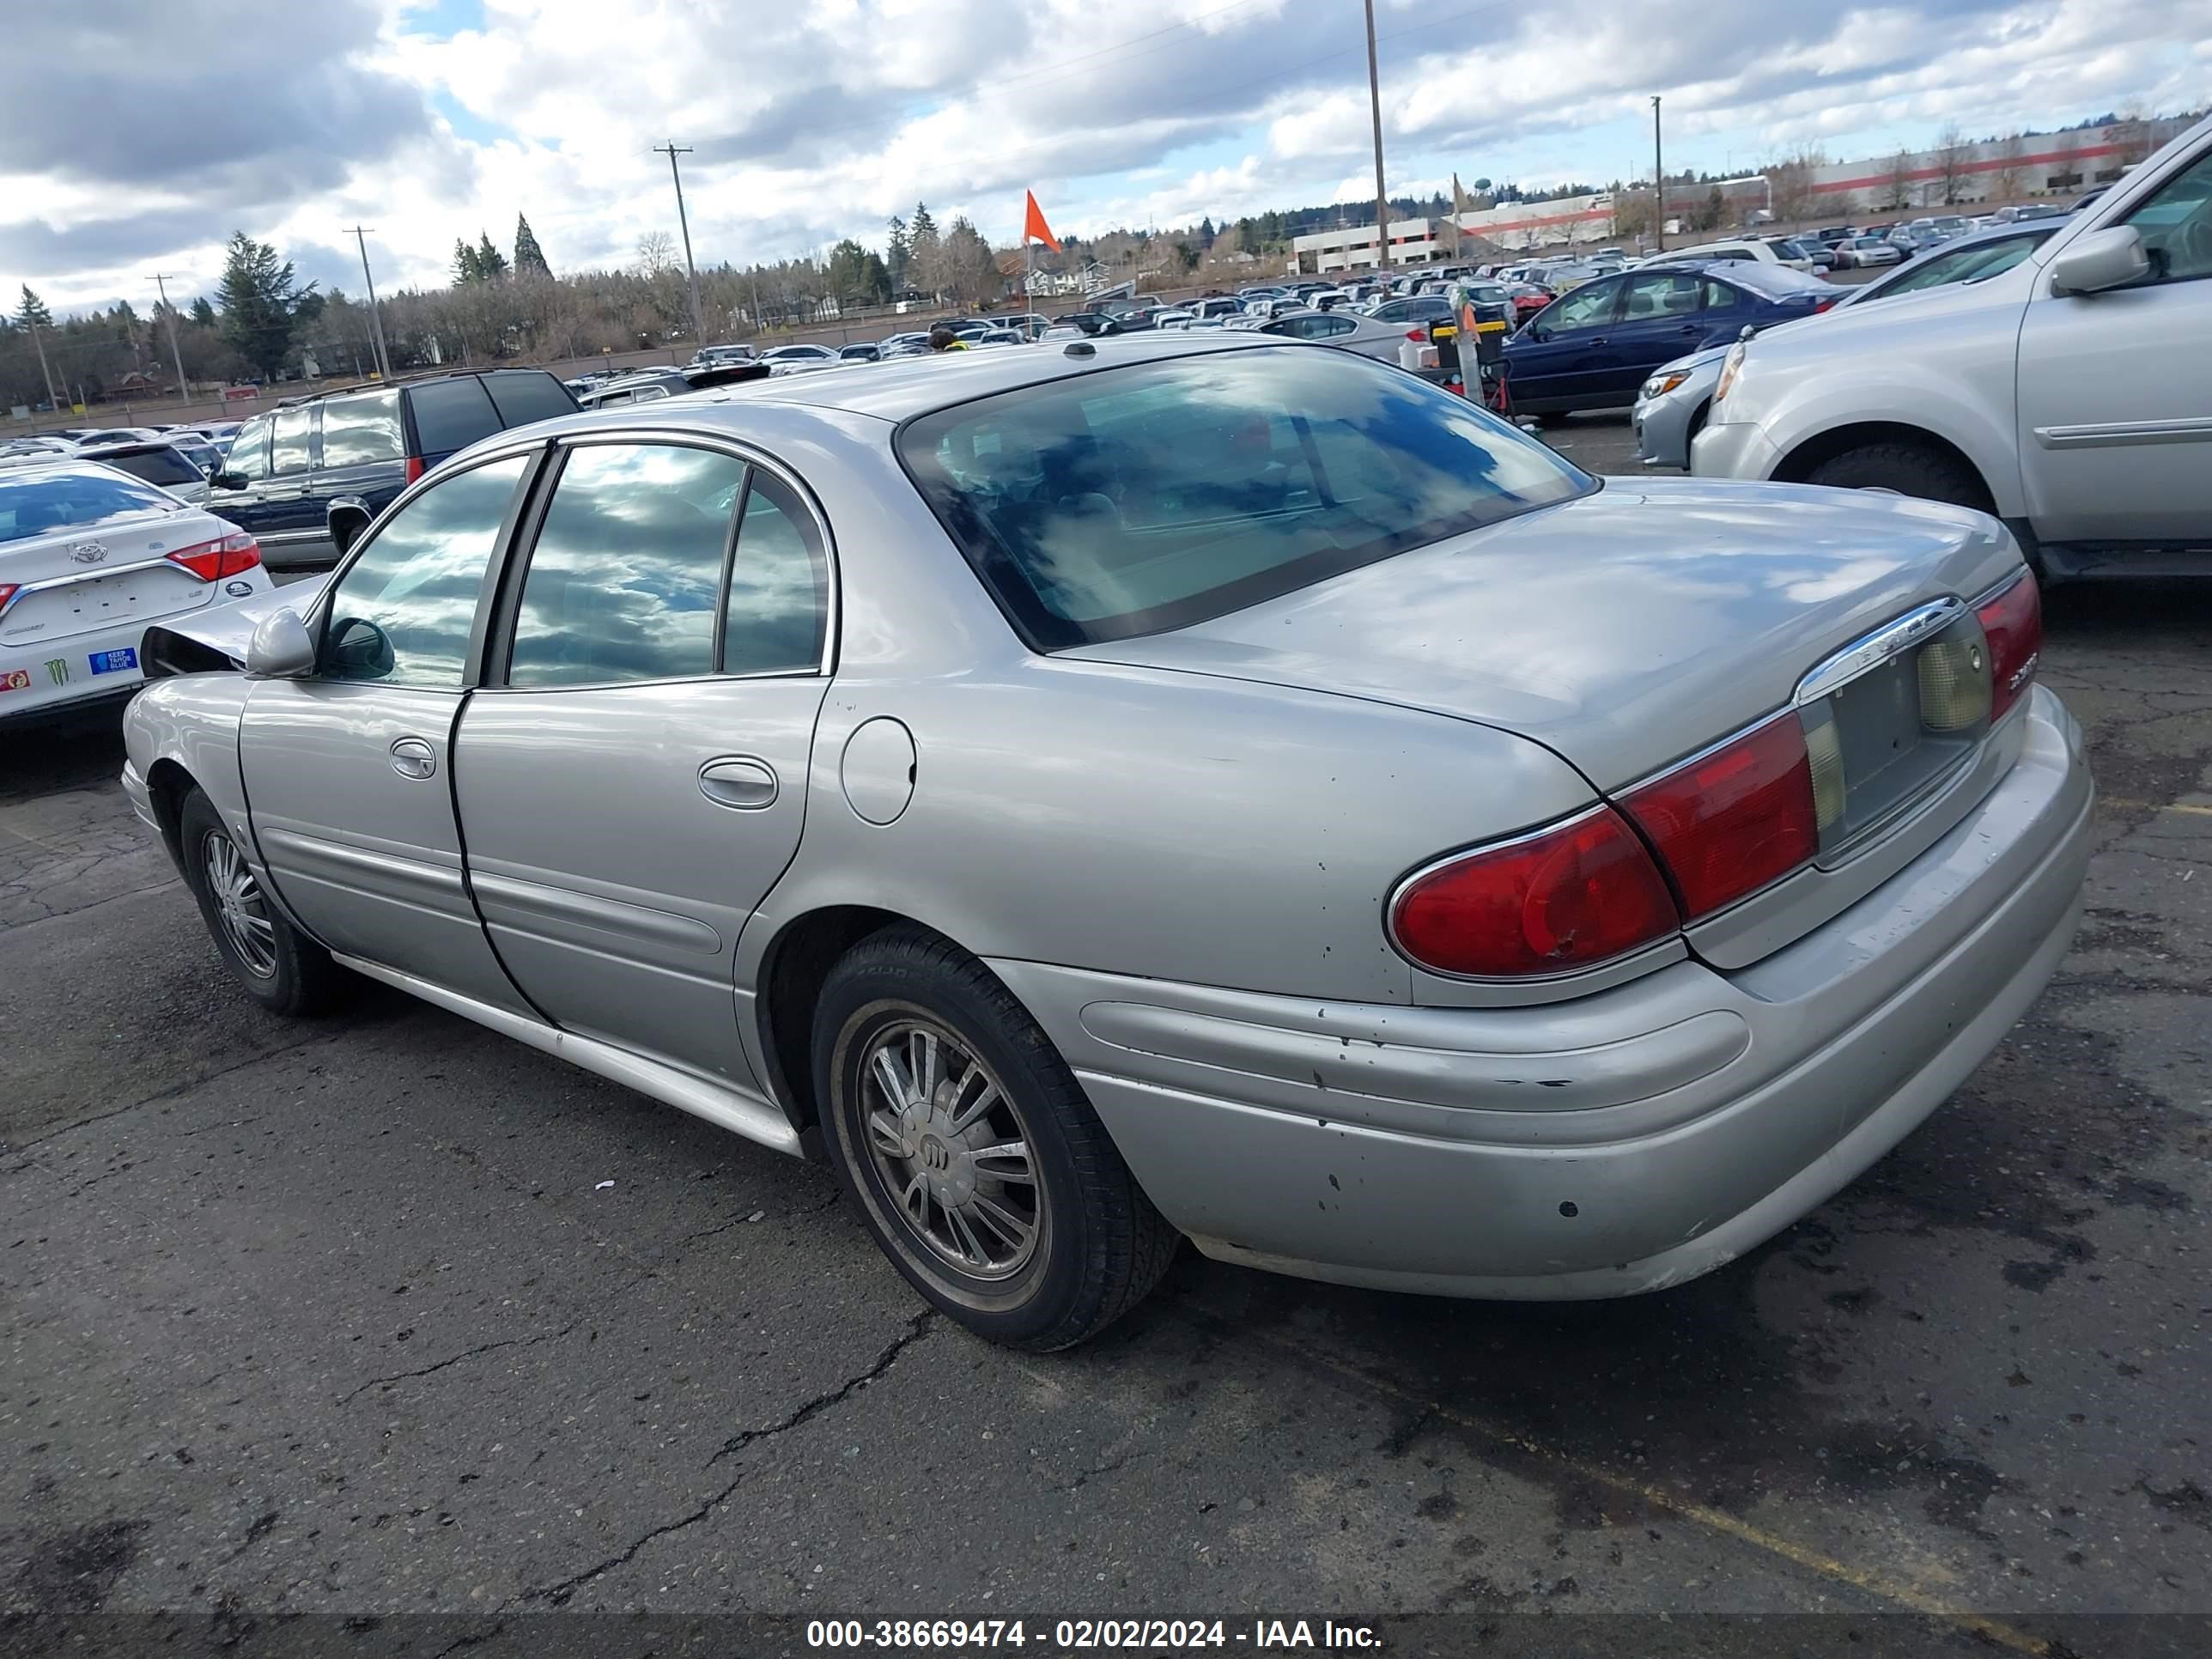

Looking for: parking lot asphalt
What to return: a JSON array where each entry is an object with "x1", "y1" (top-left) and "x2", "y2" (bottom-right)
[{"x1": 3, "y1": 505, "x2": 2209, "y2": 1656}]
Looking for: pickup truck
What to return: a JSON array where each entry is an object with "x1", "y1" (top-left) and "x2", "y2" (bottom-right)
[{"x1": 1692, "y1": 112, "x2": 2212, "y2": 579}]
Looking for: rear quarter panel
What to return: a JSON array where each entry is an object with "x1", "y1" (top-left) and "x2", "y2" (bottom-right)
[{"x1": 751, "y1": 657, "x2": 1603, "y2": 1007}]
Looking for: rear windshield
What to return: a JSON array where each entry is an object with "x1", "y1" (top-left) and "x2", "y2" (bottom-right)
[
  {"x1": 483, "y1": 371, "x2": 579, "y2": 429},
  {"x1": 100, "y1": 448, "x2": 202, "y2": 486},
  {"x1": 0, "y1": 471, "x2": 174, "y2": 544},
  {"x1": 407, "y1": 377, "x2": 501, "y2": 456},
  {"x1": 896, "y1": 346, "x2": 1593, "y2": 648}
]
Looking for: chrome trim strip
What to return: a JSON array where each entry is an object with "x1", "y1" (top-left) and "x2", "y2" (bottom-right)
[
  {"x1": 0, "y1": 554, "x2": 205, "y2": 622},
  {"x1": 1794, "y1": 598, "x2": 1965, "y2": 706},
  {"x1": 332, "y1": 953, "x2": 801, "y2": 1155},
  {"x1": 2033, "y1": 416, "x2": 2212, "y2": 451},
  {"x1": 469, "y1": 868, "x2": 724, "y2": 955}
]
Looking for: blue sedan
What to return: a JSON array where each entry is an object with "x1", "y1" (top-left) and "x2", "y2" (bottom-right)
[{"x1": 1502, "y1": 260, "x2": 1839, "y2": 417}]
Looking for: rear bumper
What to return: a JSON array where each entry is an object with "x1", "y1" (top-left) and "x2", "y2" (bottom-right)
[{"x1": 993, "y1": 686, "x2": 2091, "y2": 1299}]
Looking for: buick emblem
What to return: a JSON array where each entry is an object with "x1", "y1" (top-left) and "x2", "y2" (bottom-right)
[
  {"x1": 68, "y1": 540, "x2": 108, "y2": 565},
  {"x1": 919, "y1": 1135, "x2": 951, "y2": 1172}
]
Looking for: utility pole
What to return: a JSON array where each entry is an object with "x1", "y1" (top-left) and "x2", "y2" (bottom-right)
[
  {"x1": 653, "y1": 143, "x2": 706, "y2": 346},
  {"x1": 148, "y1": 272, "x2": 191, "y2": 403},
  {"x1": 24, "y1": 309, "x2": 60, "y2": 414},
  {"x1": 1651, "y1": 96, "x2": 1666, "y2": 252},
  {"x1": 343, "y1": 227, "x2": 393, "y2": 380},
  {"x1": 1363, "y1": 0, "x2": 1391, "y2": 273}
]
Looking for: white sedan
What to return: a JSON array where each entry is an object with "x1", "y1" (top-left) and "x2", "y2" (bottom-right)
[{"x1": 0, "y1": 457, "x2": 271, "y2": 723}]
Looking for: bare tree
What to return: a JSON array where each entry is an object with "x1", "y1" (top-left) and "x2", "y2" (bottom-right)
[
  {"x1": 1990, "y1": 131, "x2": 2026, "y2": 204},
  {"x1": 1884, "y1": 149, "x2": 1917, "y2": 211},
  {"x1": 2112, "y1": 107, "x2": 2157, "y2": 167},
  {"x1": 635, "y1": 231, "x2": 675, "y2": 275},
  {"x1": 1935, "y1": 120, "x2": 1971, "y2": 204},
  {"x1": 1764, "y1": 143, "x2": 1829, "y2": 225}
]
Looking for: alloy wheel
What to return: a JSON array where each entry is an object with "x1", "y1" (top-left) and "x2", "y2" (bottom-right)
[
  {"x1": 857, "y1": 1018, "x2": 1042, "y2": 1280},
  {"x1": 204, "y1": 830, "x2": 277, "y2": 979}
]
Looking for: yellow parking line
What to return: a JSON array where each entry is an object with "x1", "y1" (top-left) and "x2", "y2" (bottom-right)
[
  {"x1": 1212, "y1": 1315, "x2": 2052, "y2": 1655},
  {"x1": 2101, "y1": 798, "x2": 2212, "y2": 817}
]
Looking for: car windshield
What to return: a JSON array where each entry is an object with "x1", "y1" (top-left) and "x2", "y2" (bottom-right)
[
  {"x1": 897, "y1": 346, "x2": 1594, "y2": 648},
  {"x1": 0, "y1": 470, "x2": 174, "y2": 544}
]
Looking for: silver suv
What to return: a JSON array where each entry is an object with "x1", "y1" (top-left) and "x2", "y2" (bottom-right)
[{"x1": 1693, "y1": 112, "x2": 2212, "y2": 578}]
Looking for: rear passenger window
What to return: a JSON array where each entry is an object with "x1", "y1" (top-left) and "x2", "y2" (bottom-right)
[
  {"x1": 723, "y1": 474, "x2": 828, "y2": 676},
  {"x1": 407, "y1": 378, "x2": 501, "y2": 458},
  {"x1": 226, "y1": 418, "x2": 271, "y2": 482},
  {"x1": 270, "y1": 407, "x2": 317, "y2": 475},
  {"x1": 483, "y1": 372, "x2": 580, "y2": 428},
  {"x1": 504, "y1": 443, "x2": 745, "y2": 688},
  {"x1": 320, "y1": 392, "x2": 403, "y2": 467}
]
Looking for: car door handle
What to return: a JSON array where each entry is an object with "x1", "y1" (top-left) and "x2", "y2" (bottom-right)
[
  {"x1": 1587, "y1": 336, "x2": 1607, "y2": 345},
  {"x1": 698, "y1": 757, "x2": 778, "y2": 811},
  {"x1": 390, "y1": 737, "x2": 438, "y2": 780}
]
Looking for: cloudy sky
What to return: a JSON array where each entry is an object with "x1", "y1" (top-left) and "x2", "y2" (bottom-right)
[{"x1": 5, "y1": 0, "x2": 2208, "y2": 316}]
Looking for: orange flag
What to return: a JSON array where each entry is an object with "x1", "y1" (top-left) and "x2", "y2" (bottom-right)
[{"x1": 1023, "y1": 190, "x2": 1061, "y2": 252}]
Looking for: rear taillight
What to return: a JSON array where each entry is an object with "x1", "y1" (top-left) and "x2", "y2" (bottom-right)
[
  {"x1": 1406, "y1": 328, "x2": 1428, "y2": 341},
  {"x1": 0, "y1": 582, "x2": 17, "y2": 613},
  {"x1": 165, "y1": 532, "x2": 262, "y2": 582},
  {"x1": 1976, "y1": 570, "x2": 2041, "y2": 723},
  {"x1": 1389, "y1": 806, "x2": 1680, "y2": 977},
  {"x1": 404, "y1": 455, "x2": 425, "y2": 485},
  {"x1": 1812, "y1": 299, "x2": 1837, "y2": 313},
  {"x1": 1620, "y1": 713, "x2": 1820, "y2": 920}
]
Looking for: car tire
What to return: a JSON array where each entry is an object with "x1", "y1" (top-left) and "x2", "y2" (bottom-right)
[
  {"x1": 1804, "y1": 441, "x2": 1991, "y2": 513},
  {"x1": 178, "y1": 787, "x2": 343, "y2": 1017},
  {"x1": 815, "y1": 925, "x2": 1177, "y2": 1350},
  {"x1": 1535, "y1": 410, "x2": 1573, "y2": 428}
]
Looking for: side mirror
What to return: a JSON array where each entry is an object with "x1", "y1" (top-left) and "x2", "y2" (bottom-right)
[
  {"x1": 245, "y1": 606, "x2": 317, "y2": 679},
  {"x1": 209, "y1": 470, "x2": 242, "y2": 490},
  {"x1": 2048, "y1": 225, "x2": 2151, "y2": 295}
]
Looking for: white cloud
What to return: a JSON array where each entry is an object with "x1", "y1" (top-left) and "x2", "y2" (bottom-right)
[{"x1": 3, "y1": 0, "x2": 2203, "y2": 312}]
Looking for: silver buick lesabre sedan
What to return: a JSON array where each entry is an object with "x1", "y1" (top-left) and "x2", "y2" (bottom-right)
[{"x1": 122, "y1": 334, "x2": 2090, "y2": 1349}]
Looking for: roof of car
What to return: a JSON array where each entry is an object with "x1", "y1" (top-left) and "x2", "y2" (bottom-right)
[
  {"x1": 273, "y1": 366, "x2": 557, "y2": 408},
  {"x1": 71, "y1": 440, "x2": 190, "y2": 459},
  {"x1": 517, "y1": 332, "x2": 1292, "y2": 434}
]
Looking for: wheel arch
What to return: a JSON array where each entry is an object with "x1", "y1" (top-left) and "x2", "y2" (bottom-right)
[
  {"x1": 754, "y1": 903, "x2": 943, "y2": 1148},
  {"x1": 145, "y1": 756, "x2": 198, "y2": 865},
  {"x1": 1771, "y1": 421, "x2": 1998, "y2": 512}
]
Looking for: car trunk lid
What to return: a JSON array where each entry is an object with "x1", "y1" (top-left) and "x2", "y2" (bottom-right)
[
  {"x1": 1, "y1": 510, "x2": 230, "y2": 649},
  {"x1": 1067, "y1": 477, "x2": 2021, "y2": 792}
]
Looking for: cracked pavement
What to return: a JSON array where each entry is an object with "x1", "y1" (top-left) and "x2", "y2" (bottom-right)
[{"x1": 2, "y1": 512, "x2": 2209, "y2": 1653}]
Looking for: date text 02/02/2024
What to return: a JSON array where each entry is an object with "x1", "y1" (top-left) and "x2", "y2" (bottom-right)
[{"x1": 803, "y1": 1619, "x2": 1382, "y2": 1649}]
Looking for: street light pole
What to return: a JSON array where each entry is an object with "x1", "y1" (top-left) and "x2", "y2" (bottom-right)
[
  {"x1": 1651, "y1": 96, "x2": 1666, "y2": 252},
  {"x1": 1364, "y1": 0, "x2": 1390, "y2": 273},
  {"x1": 653, "y1": 143, "x2": 706, "y2": 346},
  {"x1": 343, "y1": 226, "x2": 393, "y2": 380},
  {"x1": 148, "y1": 272, "x2": 191, "y2": 402}
]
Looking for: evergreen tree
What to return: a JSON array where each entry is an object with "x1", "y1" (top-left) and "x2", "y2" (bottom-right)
[
  {"x1": 453, "y1": 237, "x2": 480, "y2": 283},
  {"x1": 885, "y1": 215, "x2": 910, "y2": 291},
  {"x1": 475, "y1": 231, "x2": 509, "y2": 279},
  {"x1": 909, "y1": 204, "x2": 943, "y2": 295},
  {"x1": 216, "y1": 231, "x2": 314, "y2": 380},
  {"x1": 1198, "y1": 215, "x2": 1216, "y2": 247},
  {"x1": 188, "y1": 295, "x2": 218, "y2": 329},
  {"x1": 15, "y1": 285, "x2": 53, "y2": 329},
  {"x1": 514, "y1": 213, "x2": 551, "y2": 276},
  {"x1": 910, "y1": 202, "x2": 937, "y2": 244}
]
